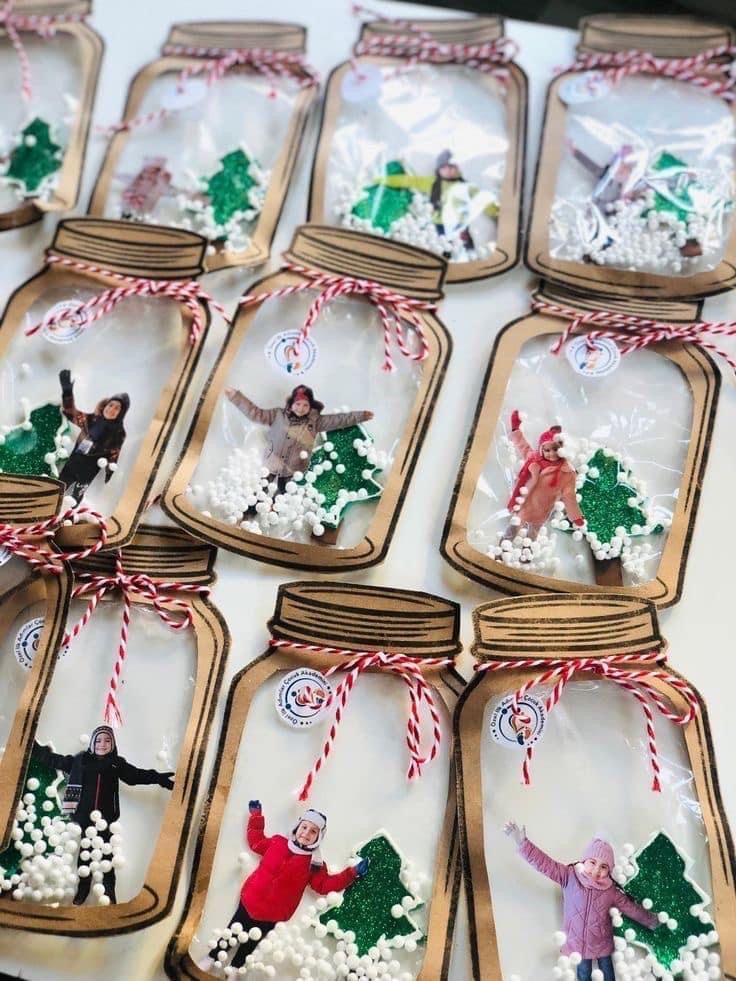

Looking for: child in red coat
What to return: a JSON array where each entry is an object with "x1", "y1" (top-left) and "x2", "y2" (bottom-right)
[{"x1": 200, "y1": 801, "x2": 368, "y2": 972}]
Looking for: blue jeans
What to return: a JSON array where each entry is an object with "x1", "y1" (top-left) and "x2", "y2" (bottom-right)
[{"x1": 577, "y1": 956, "x2": 615, "y2": 981}]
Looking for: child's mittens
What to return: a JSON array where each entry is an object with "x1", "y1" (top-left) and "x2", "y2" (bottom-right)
[
  {"x1": 354, "y1": 857, "x2": 370, "y2": 878},
  {"x1": 510, "y1": 409, "x2": 522, "y2": 432},
  {"x1": 248, "y1": 799, "x2": 262, "y2": 814}
]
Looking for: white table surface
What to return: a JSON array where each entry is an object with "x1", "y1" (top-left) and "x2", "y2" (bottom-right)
[{"x1": 1, "y1": 2, "x2": 734, "y2": 979}]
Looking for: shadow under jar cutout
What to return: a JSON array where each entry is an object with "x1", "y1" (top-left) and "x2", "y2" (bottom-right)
[
  {"x1": 0, "y1": 216, "x2": 221, "y2": 552},
  {"x1": 0, "y1": 525, "x2": 228, "y2": 937},
  {"x1": 89, "y1": 20, "x2": 319, "y2": 273},
  {"x1": 309, "y1": 14, "x2": 526, "y2": 284},
  {"x1": 441, "y1": 285, "x2": 720, "y2": 607},
  {"x1": 526, "y1": 14, "x2": 736, "y2": 299},
  {"x1": 163, "y1": 224, "x2": 451, "y2": 572},
  {"x1": 166, "y1": 579, "x2": 465, "y2": 981},
  {"x1": 455, "y1": 592, "x2": 736, "y2": 981},
  {"x1": 0, "y1": 0, "x2": 102, "y2": 231}
]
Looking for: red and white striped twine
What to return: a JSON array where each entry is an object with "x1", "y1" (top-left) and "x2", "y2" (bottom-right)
[
  {"x1": 270, "y1": 638, "x2": 452, "y2": 801},
  {"x1": 534, "y1": 298, "x2": 736, "y2": 376},
  {"x1": 560, "y1": 45, "x2": 736, "y2": 101},
  {"x1": 0, "y1": 503, "x2": 108, "y2": 574},
  {"x1": 0, "y1": 0, "x2": 86, "y2": 103},
  {"x1": 477, "y1": 651, "x2": 698, "y2": 792},
  {"x1": 240, "y1": 263, "x2": 432, "y2": 373},
  {"x1": 104, "y1": 44, "x2": 319, "y2": 136},
  {"x1": 351, "y1": 2, "x2": 517, "y2": 82},
  {"x1": 25, "y1": 255, "x2": 228, "y2": 346},
  {"x1": 64, "y1": 553, "x2": 209, "y2": 727}
]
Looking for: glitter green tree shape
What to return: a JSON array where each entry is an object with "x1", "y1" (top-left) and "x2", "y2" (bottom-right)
[
  {"x1": 319, "y1": 833, "x2": 423, "y2": 955},
  {"x1": 0, "y1": 403, "x2": 70, "y2": 478},
  {"x1": 572, "y1": 448, "x2": 663, "y2": 587},
  {"x1": 615, "y1": 832, "x2": 716, "y2": 973},
  {"x1": 306, "y1": 423, "x2": 383, "y2": 545},
  {"x1": 351, "y1": 160, "x2": 415, "y2": 233},
  {"x1": 204, "y1": 148, "x2": 259, "y2": 227},
  {"x1": 5, "y1": 117, "x2": 63, "y2": 196}
]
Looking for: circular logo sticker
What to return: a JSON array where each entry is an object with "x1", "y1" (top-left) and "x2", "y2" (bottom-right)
[
  {"x1": 40, "y1": 300, "x2": 88, "y2": 345},
  {"x1": 161, "y1": 77, "x2": 209, "y2": 112},
  {"x1": 490, "y1": 693, "x2": 547, "y2": 749},
  {"x1": 341, "y1": 63, "x2": 383, "y2": 104},
  {"x1": 276, "y1": 668, "x2": 332, "y2": 729},
  {"x1": 265, "y1": 330, "x2": 318, "y2": 377},
  {"x1": 14, "y1": 617, "x2": 69, "y2": 671},
  {"x1": 559, "y1": 71, "x2": 611, "y2": 105},
  {"x1": 565, "y1": 336, "x2": 621, "y2": 379}
]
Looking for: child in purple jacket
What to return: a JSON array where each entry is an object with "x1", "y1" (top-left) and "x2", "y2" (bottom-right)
[{"x1": 505, "y1": 821, "x2": 658, "y2": 981}]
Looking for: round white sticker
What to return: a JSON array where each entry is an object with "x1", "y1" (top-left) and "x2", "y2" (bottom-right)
[
  {"x1": 566, "y1": 336, "x2": 621, "y2": 378},
  {"x1": 265, "y1": 330, "x2": 318, "y2": 377},
  {"x1": 276, "y1": 668, "x2": 332, "y2": 729},
  {"x1": 160, "y1": 77, "x2": 208, "y2": 112},
  {"x1": 14, "y1": 617, "x2": 69, "y2": 671},
  {"x1": 40, "y1": 300, "x2": 88, "y2": 345},
  {"x1": 341, "y1": 63, "x2": 383, "y2": 104},
  {"x1": 490, "y1": 693, "x2": 547, "y2": 749},
  {"x1": 559, "y1": 71, "x2": 611, "y2": 105}
]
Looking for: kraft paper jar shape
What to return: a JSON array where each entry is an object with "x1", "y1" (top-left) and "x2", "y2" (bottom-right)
[
  {"x1": 455, "y1": 593, "x2": 736, "y2": 981},
  {"x1": 0, "y1": 0, "x2": 102, "y2": 231},
  {"x1": 0, "y1": 524, "x2": 228, "y2": 937},
  {"x1": 441, "y1": 285, "x2": 719, "y2": 607},
  {"x1": 526, "y1": 14, "x2": 736, "y2": 299},
  {"x1": 309, "y1": 15, "x2": 526, "y2": 284},
  {"x1": 0, "y1": 474, "x2": 72, "y2": 858},
  {"x1": 0, "y1": 216, "x2": 218, "y2": 552},
  {"x1": 89, "y1": 20, "x2": 319, "y2": 272},
  {"x1": 166, "y1": 580, "x2": 465, "y2": 981},
  {"x1": 163, "y1": 224, "x2": 451, "y2": 572}
]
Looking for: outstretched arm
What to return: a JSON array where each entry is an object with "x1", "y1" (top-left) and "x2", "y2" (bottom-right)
[
  {"x1": 225, "y1": 389, "x2": 278, "y2": 426},
  {"x1": 246, "y1": 801, "x2": 271, "y2": 856},
  {"x1": 33, "y1": 742, "x2": 74, "y2": 774},
  {"x1": 309, "y1": 862, "x2": 358, "y2": 894},
  {"x1": 615, "y1": 890, "x2": 660, "y2": 931},
  {"x1": 58, "y1": 369, "x2": 90, "y2": 430},
  {"x1": 316, "y1": 410, "x2": 374, "y2": 433},
  {"x1": 118, "y1": 759, "x2": 174, "y2": 789},
  {"x1": 509, "y1": 411, "x2": 533, "y2": 459},
  {"x1": 505, "y1": 823, "x2": 569, "y2": 887}
]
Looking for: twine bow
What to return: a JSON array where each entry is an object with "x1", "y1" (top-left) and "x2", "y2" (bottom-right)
[
  {"x1": 534, "y1": 298, "x2": 736, "y2": 376},
  {"x1": 104, "y1": 43, "x2": 319, "y2": 136},
  {"x1": 240, "y1": 263, "x2": 432, "y2": 373},
  {"x1": 0, "y1": 0, "x2": 85, "y2": 103},
  {"x1": 270, "y1": 638, "x2": 452, "y2": 801},
  {"x1": 477, "y1": 651, "x2": 698, "y2": 792},
  {"x1": 65, "y1": 554, "x2": 209, "y2": 727},
  {"x1": 561, "y1": 45, "x2": 736, "y2": 101},
  {"x1": 25, "y1": 255, "x2": 229, "y2": 345},
  {"x1": 0, "y1": 503, "x2": 107, "y2": 574}
]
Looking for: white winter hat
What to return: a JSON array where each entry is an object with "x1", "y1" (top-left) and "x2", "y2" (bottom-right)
[{"x1": 300, "y1": 809, "x2": 327, "y2": 832}]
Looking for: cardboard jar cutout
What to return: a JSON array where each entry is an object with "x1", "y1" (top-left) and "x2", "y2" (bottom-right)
[
  {"x1": 0, "y1": 0, "x2": 102, "y2": 231},
  {"x1": 455, "y1": 593, "x2": 736, "y2": 981},
  {"x1": 441, "y1": 285, "x2": 720, "y2": 608},
  {"x1": 0, "y1": 525, "x2": 228, "y2": 936},
  {"x1": 166, "y1": 580, "x2": 465, "y2": 981},
  {"x1": 163, "y1": 224, "x2": 451, "y2": 572},
  {"x1": 526, "y1": 14, "x2": 736, "y2": 299},
  {"x1": 89, "y1": 20, "x2": 319, "y2": 272},
  {"x1": 0, "y1": 217, "x2": 222, "y2": 552},
  {"x1": 309, "y1": 14, "x2": 526, "y2": 284}
]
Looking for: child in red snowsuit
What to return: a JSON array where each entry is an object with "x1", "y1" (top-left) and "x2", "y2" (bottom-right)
[{"x1": 201, "y1": 802, "x2": 368, "y2": 971}]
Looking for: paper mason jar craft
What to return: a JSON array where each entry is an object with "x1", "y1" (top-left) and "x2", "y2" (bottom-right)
[
  {"x1": 163, "y1": 224, "x2": 451, "y2": 571},
  {"x1": 526, "y1": 15, "x2": 736, "y2": 298},
  {"x1": 309, "y1": 15, "x2": 526, "y2": 284},
  {"x1": 166, "y1": 580, "x2": 464, "y2": 981},
  {"x1": 0, "y1": 0, "x2": 102, "y2": 231},
  {"x1": 0, "y1": 524, "x2": 228, "y2": 936},
  {"x1": 89, "y1": 20, "x2": 319, "y2": 272},
  {"x1": 456, "y1": 593, "x2": 736, "y2": 981},
  {"x1": 441, "y1": 286, "x2": 720, "y2": 607},
  {"x1": 0, "y1": 216, "x2": 222, "y2": 552}
]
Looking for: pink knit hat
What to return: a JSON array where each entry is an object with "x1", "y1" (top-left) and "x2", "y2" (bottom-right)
[{"x1": 583, "y1": 838, "x2": 615, "y2": 867}]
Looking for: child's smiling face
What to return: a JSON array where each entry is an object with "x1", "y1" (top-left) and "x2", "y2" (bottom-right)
[
  {"x1": 294, "y1": 819, "x2": 320, "y2": 847},
  {"x1": 540, "y1": 440, "x2": 561, "y2": 462},
  {"x1": 291, "y1": 397, "x2": 311, "y2": 418},
  {"x1": 583, "y1": 856, "x2": 611, "y2": 884}
]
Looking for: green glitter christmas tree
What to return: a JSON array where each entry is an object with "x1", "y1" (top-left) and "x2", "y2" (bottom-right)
[
  {"x1": 319, "y1": 834, "x2": 423, "y2": 955},
  {"x1": 0, "y1": 403, "x2": 70, "y2": 478},
  {"x1": 5, "y1": 117, "x2": 63, "y2": 195},
  {"x1": 616, "y1": 832, "x2": 716, "y2": 973},
  {"x1": 0, "y1": 746, "x2": 67, "y2": 879},
  {"x1": 307, "y1": 424, "x2": 382, "y2": 541},
  {"x1": 351, "y1": 160, "x2": 415, "y2": 234},
  {"x1": 205, "y1": 148, "x2": 257, "y2": 226}
]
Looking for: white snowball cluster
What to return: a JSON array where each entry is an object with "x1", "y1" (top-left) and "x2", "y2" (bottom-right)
[
  {"x1": 483, "y1": 523, "x2": 560, "y2": 574},
  {"x1": 608, "y1": 930, "x2": 720, "y2": 981},
  {"x1": 74, "y1": 813, "x2": 126, "y2": 906},
  {"x1": 336, "y1": 183, "x2": 493, "y2": 263}
]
